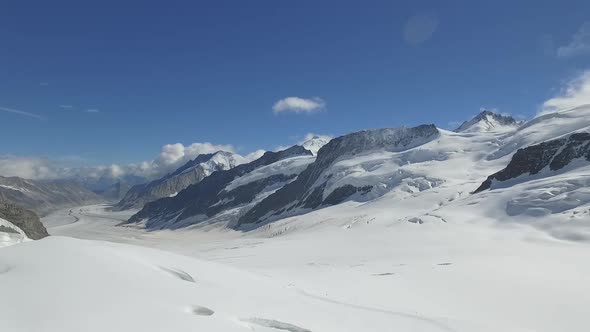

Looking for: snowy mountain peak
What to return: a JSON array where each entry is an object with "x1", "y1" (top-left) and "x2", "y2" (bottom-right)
[
  {"x1": 454, "y1": 110, "x2": 521, "y2": 133},
  {"x1": 199, "y1": 151, "x2": 246, "y2": 175},
  {"x1": 301, "y1": 135, "x2": 331, "y2": 155}
]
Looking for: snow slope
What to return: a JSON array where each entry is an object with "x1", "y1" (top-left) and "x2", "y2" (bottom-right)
[
  {"x1": 35, "y1": 203, "x2": 590, "y2": 332},
  {"x1": 224, "y1": 156, "x2": 315, "y2": 192},
  {"x1": 0, "y1": 236, "x2": 507, "y2": 332}
]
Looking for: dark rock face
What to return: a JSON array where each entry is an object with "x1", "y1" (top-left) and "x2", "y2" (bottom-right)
[
  {"x1": 115, "y1": 152, "x2": 236, "y2": 211},
  {"x1": 238, "y1": 125, "x2": 440, "y2": 226},
  {"x1": 454, "y1": 110, "x2": 521, "y2": 132},
  {"x1": 127, "y1": 146, "x2": 313, "y2": 229},
  {"x1": 0, "y1": 201, "x2": 49, "y2": 240},
  {"x1": 474, "y1": 132, "x2": 590, "y2": 193},
  {"x1": 322, "y1": 185, "x2": 373, "y2": 206},
  {"x1": 0, "y1": 176, "x2": 104, "y2": 216}
]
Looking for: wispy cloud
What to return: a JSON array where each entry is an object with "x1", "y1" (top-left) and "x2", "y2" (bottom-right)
[
  {"x1": 59, "y1": 105, "x2": 74, "y2": 109},
  {"x1": 557, "y1": 22, "x2": 590, "y2": 57},
  {"x1": 403, "y1": 12, "x2": 439, "y2": 45},
  {"x1": 540, "y1": 70, "x2": 590, "y2": 114},
  {"x1": 272, "y1": 97, "x2": 326, "y2": 114},
  {"x1": 85, "y1": 109, "x2": 100, "y2": 113},
  {"x1": 0, "y1": 106, "x2": 44, "y2": 120}
]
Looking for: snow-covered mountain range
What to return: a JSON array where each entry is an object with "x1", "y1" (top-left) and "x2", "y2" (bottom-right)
[
  {"x1": 126, "y1": 145, "x2": 315, "y2": 229},
  {"x1": 117, "y1": 108, "x2": 590, "y2": 241}
]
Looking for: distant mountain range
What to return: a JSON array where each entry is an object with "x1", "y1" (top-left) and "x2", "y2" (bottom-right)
[
  {"x1": 120, "y1": 107, "x2": 590, "y2": 234},
  {"x1": 4, "y1": 107, "x2": 590, "y2": 238},
  {"x1": 0, "y1": 176, "x2": 104, "y2": 216}
]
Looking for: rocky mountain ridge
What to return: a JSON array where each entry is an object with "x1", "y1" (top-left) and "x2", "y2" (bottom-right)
[
  {"x1": 128, "y1": 145, "x2": 313, "y2": 229},
  {"x1": 115, "y1": 151, "x2": 244, "y2": 210}
]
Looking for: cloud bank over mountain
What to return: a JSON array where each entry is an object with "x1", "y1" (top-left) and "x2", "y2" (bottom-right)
[
  {"x1": 541, "y1": 70, "x2": 590, "y2": 115},
  {"x1": 0, "y1": 142, "x2": 252, "y2": 181}
]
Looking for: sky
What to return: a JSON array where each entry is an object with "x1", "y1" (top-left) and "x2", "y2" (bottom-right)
[{"x1": 1, "y1": 0, "x2": 590, "y2": 179}]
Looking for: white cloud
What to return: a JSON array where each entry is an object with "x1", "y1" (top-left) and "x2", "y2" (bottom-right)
[
  {"x1": 272, "y1": 97, "x2": 326, "y2": 114},
  {"x1": 85, "y1": 109, "x2": 100, "y2": 113},
  {"x1": 403, "y1": 12, "x2": 439, "y2": 45},
  {"x1": 0, "y1": 142, "x2": 241, "y2": 181},
  {"x1": 0, "y1": 106, "x2": 44, "y2": 120},
  {"x1": 557, "y1": 22, "x2": 590, "y2": 57},
  {"x1": 143, "y1": 142, "x2": 237, "y2": 177},
  {"x1": 540, "y1": 70, "x2": 590, "y2": 115},
  {"x1": 107, "y1": 164, "x2": 125, "y2": 178},
  {"x1": 59, "y1": 105, "x2": 74, "y2": 109},
  {"x1": 273, "y1": 133, "x2": 333, "y2": 153},
  {"x1": 0, "y1": 157, "x2": 65, "y2": 180},
  {"x1": 244, "y1": 149, "x2": 266, "y2": 161}
]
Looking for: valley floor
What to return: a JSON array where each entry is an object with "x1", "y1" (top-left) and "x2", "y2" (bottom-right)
[{"x1": 4, "y1": 203, "x2": 582, "y2": 331}]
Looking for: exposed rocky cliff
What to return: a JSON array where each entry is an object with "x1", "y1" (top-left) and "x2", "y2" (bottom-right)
[
  {"x1": 475, "y1": 132, "x2": 590, "y2": 193},
  {"x1": 0, "y1": 201, "x2": 48, "y2": 240}
]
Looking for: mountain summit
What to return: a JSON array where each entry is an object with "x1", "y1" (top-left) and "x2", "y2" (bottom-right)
[
  {"x1": 454, "y1": 110, "x2": 522, "y2": 133},
  {"x1": 301, "y1": 135, "x2": 331, "y2": 155}
]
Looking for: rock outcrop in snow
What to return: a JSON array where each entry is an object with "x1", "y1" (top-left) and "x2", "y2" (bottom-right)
[
  {"x1": 115, "y1": 151, "x2": 244, "y2": 210},
  {"x1": 475, "y1": 132, "x2": 590, "y2": 193},
  {"x1": 0, "y1": 201, "x2": 48, "y2": 240}
]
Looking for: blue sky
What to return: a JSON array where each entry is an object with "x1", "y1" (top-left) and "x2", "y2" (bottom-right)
[{"x1": 1, "y1": 0, "x2": 590, "y2": 169}]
